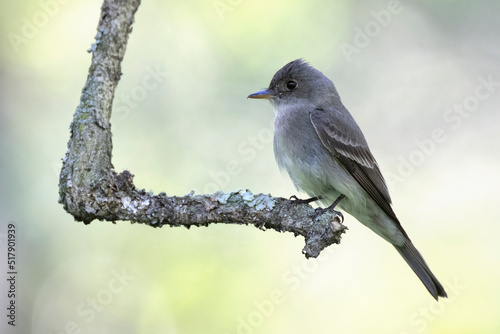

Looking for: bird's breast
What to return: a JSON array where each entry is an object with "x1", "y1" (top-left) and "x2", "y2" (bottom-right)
[{"x1": 273, "y1": 107, "x2": 340, "y2": 197}]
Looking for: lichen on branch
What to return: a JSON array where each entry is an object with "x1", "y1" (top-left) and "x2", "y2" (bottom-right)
[{"x1": 58, "y1": 0, "x2": 345, "y2": 259}]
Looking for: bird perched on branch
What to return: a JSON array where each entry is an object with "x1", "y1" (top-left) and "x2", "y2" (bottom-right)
[{"x1": 248, "y1": 59, "x2": 447, "y2": 300}]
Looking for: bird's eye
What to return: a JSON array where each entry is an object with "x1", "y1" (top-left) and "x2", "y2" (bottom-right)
[{"x1": 286, "y1": 80, "x2": 297, "y2": 90}]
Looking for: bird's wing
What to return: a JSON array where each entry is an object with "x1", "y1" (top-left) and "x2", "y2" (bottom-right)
[{"x1": 310, "y1": 107, "x2": 403, "y2": 228}]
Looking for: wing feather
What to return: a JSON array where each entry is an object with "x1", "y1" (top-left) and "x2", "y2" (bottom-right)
[{"x1": 310, "y1": 107, "x2": 404, "y2": 230}]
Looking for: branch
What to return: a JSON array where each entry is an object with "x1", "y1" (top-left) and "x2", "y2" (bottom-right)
[{"x1": 58, "y1": 0, "x2": 346, "y2": 258}]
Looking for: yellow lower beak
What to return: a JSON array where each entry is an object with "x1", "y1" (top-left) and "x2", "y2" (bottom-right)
[{"x1": 248, "y1": 89, "x2": 273, "y2": 99}]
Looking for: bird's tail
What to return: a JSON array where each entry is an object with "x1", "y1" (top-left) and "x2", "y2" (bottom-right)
[{"x1": 393, "y1": 239, "x2": 447, "y2": 300}]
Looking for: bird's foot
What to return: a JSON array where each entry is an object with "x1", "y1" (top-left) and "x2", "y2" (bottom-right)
[
  {"x1": 289, "y1": 195, "x2": 322, "y2": 205},
  {"x1": 314, "y1": 194, "x2": 345, "y2": 222},
  {"x1": 314, "y1": 206, "x2": 344, "y2": 223}
]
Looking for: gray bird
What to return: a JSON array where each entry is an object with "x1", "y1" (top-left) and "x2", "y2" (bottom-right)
[{"x1": 248, "y1": 59, "x2": 447, "y2": 300}]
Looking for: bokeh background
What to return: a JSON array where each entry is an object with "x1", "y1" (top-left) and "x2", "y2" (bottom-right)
[{"x1": 1, "y1": 0, "x2": 499, "y2": 333}]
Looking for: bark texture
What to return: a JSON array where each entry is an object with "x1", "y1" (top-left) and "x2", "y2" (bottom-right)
[{"x1": 58, "y1": 0, "x2": 345, "y2": 258}]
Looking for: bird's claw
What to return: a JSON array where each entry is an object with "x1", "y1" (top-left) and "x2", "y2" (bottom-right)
[
  {"x1": 314, "y1": 207, "x2": 344, "y2": 223},
  {"x1": 289, "y1": 195, "x2": 321, "y2": 205}
]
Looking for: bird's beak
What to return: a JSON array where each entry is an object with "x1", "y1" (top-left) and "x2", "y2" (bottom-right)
[{"x1": 248, "y1": 89, "x2": 273, "y2": 99}]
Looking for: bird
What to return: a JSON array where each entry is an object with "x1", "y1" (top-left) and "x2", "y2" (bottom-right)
[{"x1": 248, "y1": 59, "x2": 447, "y2": 300}]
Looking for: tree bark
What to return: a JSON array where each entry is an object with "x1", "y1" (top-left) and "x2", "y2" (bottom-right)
[{"x1": 58, "y1": 0, "x2": 345, "y2": 258}]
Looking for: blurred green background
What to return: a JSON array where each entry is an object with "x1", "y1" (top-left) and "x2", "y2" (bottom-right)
[{"x1": 1, "y1": 0, "x2": 499, "y2": 333}]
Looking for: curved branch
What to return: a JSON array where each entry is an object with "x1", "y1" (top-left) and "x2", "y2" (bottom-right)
[{"x1": 58, "y1": 0, "x2": 345, "y2": 258}]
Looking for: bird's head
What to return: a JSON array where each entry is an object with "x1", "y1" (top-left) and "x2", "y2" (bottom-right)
[{"x1": 248, "y1": 59, "x2": 337, "y2": 109}]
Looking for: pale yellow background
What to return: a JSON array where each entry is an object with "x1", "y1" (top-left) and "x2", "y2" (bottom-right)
[{"x1": 0, "y1": 0, "x2": 499, "y2": 333}]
